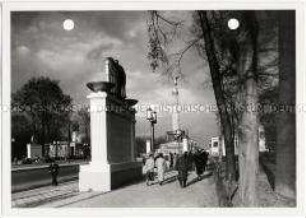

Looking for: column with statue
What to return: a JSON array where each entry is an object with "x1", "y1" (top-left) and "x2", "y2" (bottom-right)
[{"x1": 79, "y1": 57, "x2": 142, "y2": 192}]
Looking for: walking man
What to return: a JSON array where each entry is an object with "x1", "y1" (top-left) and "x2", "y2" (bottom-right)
[
  {"x1": 143, "y1": 154, "x2": 155, "y2": 186},
  {"x1": 49, "y1": 159, "x2": 60, "y2": 186},
  {"x1": 169, "y1": 152, "x2": 174, "y2": 168},
  {"x1": 155, "y1": 153, "x2": 166, "y2": 185},
  {"x1": 175, "y1": 152, "x2": 189, "y2": 188},
  {"x1": 193, "y1": 149, "x2": 207, "y2": 180}
]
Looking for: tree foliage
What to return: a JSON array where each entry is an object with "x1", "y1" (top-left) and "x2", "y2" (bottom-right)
[
  {"x1": 70, "y1": 106, "x2": 91, "y2": 144},
  {"x1": 11, "y1": 114, "x2": 32, "y2": 159},
  {"x1": 12, "y1": 77, "x2": 73, "y2": 152}
]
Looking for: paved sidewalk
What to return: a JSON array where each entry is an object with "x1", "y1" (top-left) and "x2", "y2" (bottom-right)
[
  {"x1": 12, "y1": 181, "x2": 80, "y2": 208},
  {"x1": 13, "y1": 170, "x2": 218, "y2": 208}
]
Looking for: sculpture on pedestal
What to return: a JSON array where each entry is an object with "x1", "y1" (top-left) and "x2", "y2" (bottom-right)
[
  {"x1": 106, "y1": 57, "x2": 126, "y2": 99},
  {"x1": 87, "y1": 57, "x2": 127, "y2": 99},
  {"x1": 80, "y1": 57, "x2": 141, "y2": 192}
]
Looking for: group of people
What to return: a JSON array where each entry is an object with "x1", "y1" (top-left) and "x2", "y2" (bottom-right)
[
  {"x1": 143, "y1": 153, "x2": 168, "y2": 186},
  {"x1": 142, "y1": 149, "x2": 209, "y2": 188}
]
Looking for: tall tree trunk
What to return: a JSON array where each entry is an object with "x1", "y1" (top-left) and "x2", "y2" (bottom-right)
[
  {"x1": 237, "y1": 12, "x2": 259, "y2": 206},
  {"x1": 198, "y1": 10, "x2": 237, "y2": 185},
  {"x1": 238, "y1": 76, "x2": 259, "y2": 206},
  {"x1": 275, "y1": 11, "x2": 296, "y2": 200}
]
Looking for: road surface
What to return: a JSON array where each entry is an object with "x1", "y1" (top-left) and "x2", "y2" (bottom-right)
[{"x1": 12, "y1": 163, "x2": 83, "y2": 192}]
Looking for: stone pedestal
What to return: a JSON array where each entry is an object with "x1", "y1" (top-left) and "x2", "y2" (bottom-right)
[
  {"x1": 27, "y1": 143, "x2": 31, "y2": 159},
  {"x1": 79, "y1": 91, "x2": 142, "y2": 192},
  {"x1": 79, "y1": 163, "x2": 111, "y2": 192},
  {"x1": 79, "y1": 92, "x2": 110, "y2": 192}
]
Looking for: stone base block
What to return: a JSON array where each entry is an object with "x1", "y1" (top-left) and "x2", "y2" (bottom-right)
[
  {"x1": 110, "y1": 161, "x2": 143, "y2": 189},
  {"x1": 79, "y1": 163, "x2": 111, "y2": 192},
  {"x1": 79, "y1": 161, "x2": 143, "y2": 192}
]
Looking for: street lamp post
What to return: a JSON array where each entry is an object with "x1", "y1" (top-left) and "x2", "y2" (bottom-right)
[{"x1": 147, "y1": 107, "x2": 157, "y2": 152}]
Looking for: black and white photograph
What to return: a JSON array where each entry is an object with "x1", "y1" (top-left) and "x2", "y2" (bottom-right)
[{"x1": 1, "y1": 1, "x2": 305, "y2": 217}]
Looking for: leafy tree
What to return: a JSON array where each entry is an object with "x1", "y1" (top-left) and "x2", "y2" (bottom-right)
[
  {"x1": 70, "y1": 106, "x2": 91, "y2": 144},
  {"x1": 77, "y1": 107, "x2": 90, "y2": 144},
  {"x1": 12, "y1": 77, "x2": 73, "y2": 155},
  {"x1": 11, "y1": 114, "x2": 32, "y2": 159}
]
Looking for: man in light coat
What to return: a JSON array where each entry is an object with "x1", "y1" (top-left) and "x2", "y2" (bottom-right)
[
  {"x1": 143, "y1": 154, "x2": 155, "y2": 186},
  {"x1": 155, "y1": 153, "x2": 166, "y2": 186}
]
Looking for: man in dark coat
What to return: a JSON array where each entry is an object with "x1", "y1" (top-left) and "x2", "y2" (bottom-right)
[
  {"x1": 175, "y1": 152, "x2": 189, "y2": 188},
  {"x1": 49, "y1": 160, "x2": 60, "y2": 186},
  {"x1": 169, "y1": 152, "x2": 174, "y2": 168},
  {"x1": 193, "y1": 149, "x2": 209, "y2": 181}
]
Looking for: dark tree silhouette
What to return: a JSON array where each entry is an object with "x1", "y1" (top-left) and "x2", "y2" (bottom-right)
[
  {"x1": 275, "y1": 11, "x2": 296, "y2": 200},
  {"x1": 12, "y1": 77, "x2": 73, "y2": 156}
]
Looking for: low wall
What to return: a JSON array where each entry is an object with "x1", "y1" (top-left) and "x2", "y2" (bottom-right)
[
  {"x1": 12, "y1": 164, "x2": 79, "y2": 193},
  {"x1": 79, "y1": 162, "x2": 143, "y2": 192}
]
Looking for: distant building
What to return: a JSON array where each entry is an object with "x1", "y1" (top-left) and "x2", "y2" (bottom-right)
[
  {"x1": 46, "y1": 141, "x2": 70, "y2": 158},
  {"x1": 158, "y1": 136, "x2": 199, "y2": 155},
  {"x1": 45, "y1": 135, "x2": 86, "y2": 159},
  {"x1": 158, "y1": 141, "x2": 184, "y2": 155},
  {"x1": 258, "y1": 125, "x2": 267, "y2": 152},
  {"x1": 209, "y1": 136, "x2": 239, "y2": 157},
  {"x1": 26, "y1": 143, "x2": 43, "y2": 159}
]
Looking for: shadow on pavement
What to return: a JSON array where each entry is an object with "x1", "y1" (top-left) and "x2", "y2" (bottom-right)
[
  {"x1": 186, "y1": 171, "x2": 213, "y2": 187},
  {"x1": 111, "y1": 171, "x2": 178, "y2": 190},
  {"x1": 259, "y1": 154, "x2": 275, "y2": 190},
  {"x1": 161, "y1": 175, "x2": 178, "y2": 185}
]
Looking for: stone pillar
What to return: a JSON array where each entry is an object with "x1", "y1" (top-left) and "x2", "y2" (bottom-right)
[
  {"x1": 89, "y1": 92, "x2": 108, "y2": 165},
  {"x1": 27, "y1": 144, "x2": 31, "y2": 159},
  {"x1": 79, "y1": 91, "x2": 111, "y2": 192},
  {"x1": 146, "y1": 139, "x2": 151, "y2": 154}
]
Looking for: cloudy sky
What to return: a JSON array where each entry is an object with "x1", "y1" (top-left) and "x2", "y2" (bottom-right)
[{"x1": 11, "y1": 11, "x2": 218, "y2": 146}]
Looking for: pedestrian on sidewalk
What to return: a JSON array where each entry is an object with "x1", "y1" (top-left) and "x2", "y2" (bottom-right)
[
  {"x1": 155, "y1": 153, "x2": 166, "y2": 186},
  {"x1": 173, "y1": 153, "x2": 178, "y2": 169},
  {"x1": 49, "y1": 159, "x2": 60, "y2": 186},
  {"x1": 169, "y1": 152, "x2": 174, "y2": 168},
  {"x1": 193, "y1": 149, "x2": 209, "y2": 181},
  {"x1": 143, "y1": 153, "x2": 155, "y2": 186},
  {"x1": 164, "y1": 155, "x2": 171, "y2": 172},
  {"x1": 175, "y1": 152, "x2": 189, "y2": 188}
]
